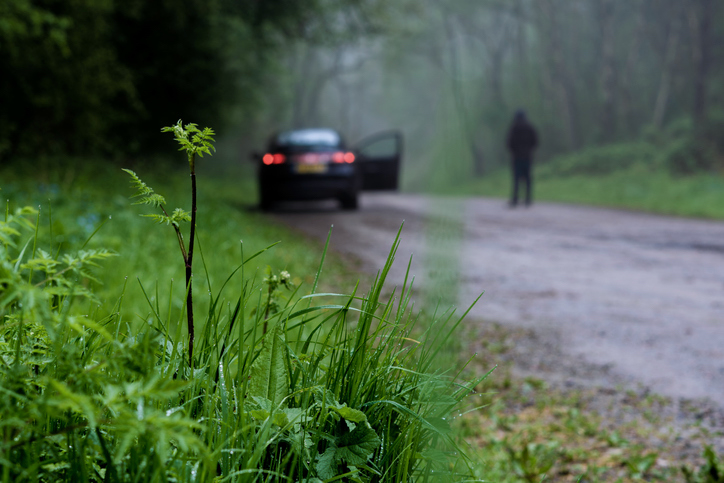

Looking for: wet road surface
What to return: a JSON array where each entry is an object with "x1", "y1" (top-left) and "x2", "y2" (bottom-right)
[{"x1": 270, "y1": 193, "x2": 724, "y2": 406}]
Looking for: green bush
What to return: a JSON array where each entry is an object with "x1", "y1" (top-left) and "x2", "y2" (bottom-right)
[
  {"x1": 644, "y1": 116, "x2": 724, "y2": 175},
  {"x1": 537, "y1": 142, "x2": 657, "y2": 178},
  {"x1": 537, "y1": 114, "x2": 724, "y2": 179}
]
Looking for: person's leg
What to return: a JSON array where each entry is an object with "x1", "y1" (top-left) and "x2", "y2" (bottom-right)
[
  {"x1": 523, "y1": 159, "x2": 532, "y2": 206},
  {"x1": 510, "y1": 159, "x2": 518, "y2": 206},
  {"x1": 511, "y1": 159, "x2": 520, "y2": 206}
]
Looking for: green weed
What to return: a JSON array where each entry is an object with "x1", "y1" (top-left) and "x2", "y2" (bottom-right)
[{"x1": 682, "y1": 446, "x2": 724, "y2": 483}]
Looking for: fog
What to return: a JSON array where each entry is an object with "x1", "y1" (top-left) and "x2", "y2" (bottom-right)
[{"x1": 234, "y1": 0, "x2": 723, "y2": 190}]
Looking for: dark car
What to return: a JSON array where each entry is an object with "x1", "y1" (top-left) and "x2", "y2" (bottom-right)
[{"x1": 255, "y1": 128, "x2": 402, "y2": 210}]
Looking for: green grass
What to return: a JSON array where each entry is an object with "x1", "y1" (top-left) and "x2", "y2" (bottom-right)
[
  {"x1": 0, "y1": 160, "x2": 488, "y2": 482},
  {"x1": 1, "y1": 160, "x2": 354, "y2": 321},
  {"x1": 3, "y1": 156, "x2": 723, "y2": 482},
  {"x1": 449, "y1": 160, "x2": 724, "y2": 220}
]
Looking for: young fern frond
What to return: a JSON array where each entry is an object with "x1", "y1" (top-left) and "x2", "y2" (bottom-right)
[
  {"x1": 121, "y1": 169, "x2": 167, "y2": 207},
  {"x1": 143, "y1": 208, "x2": 191, "y2": 227},
  {"x1": 136, "y1": 193, "x2": 166, "y2": 207},
  {"x1": 161, "y1": 120, "x2": 216, "y2": 166},
  {"x1": 171, "y1": 208, "x2": 192, "y2": 224}
]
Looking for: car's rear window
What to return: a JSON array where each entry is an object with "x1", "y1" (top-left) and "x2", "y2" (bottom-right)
[{"x1": 274, "y1": 129, "x2": 342, "y2": 151}]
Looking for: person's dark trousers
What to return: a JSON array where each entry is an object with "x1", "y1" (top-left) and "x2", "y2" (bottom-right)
[{"x1": 511, "y1": 157, "x2": 532, "y2": 206}]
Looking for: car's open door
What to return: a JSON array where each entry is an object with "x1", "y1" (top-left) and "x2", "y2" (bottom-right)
[{"x1": 354, "y1": 130, "x2": 403, "y2": 190}]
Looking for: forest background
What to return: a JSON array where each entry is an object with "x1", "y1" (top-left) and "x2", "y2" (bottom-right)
[{"x1": 3, "y1": 0, "x2": 723, "y2": 194}]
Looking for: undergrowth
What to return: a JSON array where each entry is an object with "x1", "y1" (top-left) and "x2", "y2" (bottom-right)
[{"x1": 0, "y1": 123, "x2": 488, "y2": 482}]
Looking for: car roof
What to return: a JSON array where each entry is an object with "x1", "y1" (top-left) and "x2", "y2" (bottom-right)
[{"x1": 274, "y1": 128, "x2": 342, "y2": 147}]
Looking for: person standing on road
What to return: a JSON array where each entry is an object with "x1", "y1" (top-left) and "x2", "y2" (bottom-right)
[{"x1": 506, "y1": 110, "x2": 539, "y2": 207}]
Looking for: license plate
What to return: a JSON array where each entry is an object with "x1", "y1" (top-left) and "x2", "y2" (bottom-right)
[{"x1": 295, "y1": 163, "x2": 327, "y2": 174}]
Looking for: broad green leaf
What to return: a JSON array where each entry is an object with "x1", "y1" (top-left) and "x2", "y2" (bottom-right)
[
  {"x1": 315, "y1": 424, "x2": 381, "y2": 480},
  {"x1": 334, "y1": 423, "x2": 380, "y2": 467},
  {"x1": 333, "y1": 406, "x2": 367, "y2": 423},
  {"x1": 272, "y1": 412, "x2": 288, "y2": 427},
  {"x1": 315, "y1": 447, "x2": 337, "y2": 480},
  {"x1": 248, "y1": 322, "x2": 288, "y2": 406},
  {"x1": 251, "y1": 409, "x2": 270, "y2": 421}
]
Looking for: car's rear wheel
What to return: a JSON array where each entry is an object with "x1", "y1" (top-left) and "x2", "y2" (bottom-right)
[
  {"x1": 259, "y1": 189, "x2": 274, "y2": 211},
  {"x1": 339, "y1": 192, "x2": 359, "y2": 210}
]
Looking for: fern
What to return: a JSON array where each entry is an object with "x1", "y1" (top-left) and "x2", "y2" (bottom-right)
[
  {"x1": 161, "y1": 120, "x2": 216, "y2": 170},
  {"x1": 143, "y1": 208, "x2": 191, "y2": 227},
  {"x1": 122, "y1": 169, "x2": 167, "y2": 207},
  {"x1": 124, "y1": 120, "x2": 217, "y2": 367}
]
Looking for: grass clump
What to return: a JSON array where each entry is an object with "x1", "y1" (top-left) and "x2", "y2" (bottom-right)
[
  {"x1": 0, "y1": 123, "x2": 488, "y2": 482},
  {"x1": 455, "y1": 149, "x2": 724, "y2": 220}
]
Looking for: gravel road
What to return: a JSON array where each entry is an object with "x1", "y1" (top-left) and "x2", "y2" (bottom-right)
[{"x1": 270, "y1": 193, "x2": 724, "y2": 408}]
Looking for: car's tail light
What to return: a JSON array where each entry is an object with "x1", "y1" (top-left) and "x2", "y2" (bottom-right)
[
  {"x1": 262, "y1": 153, "x2": 285, "y2": 165},
  {"x1": 332, "y1": 151, "x2": 355, "y2": 163}
]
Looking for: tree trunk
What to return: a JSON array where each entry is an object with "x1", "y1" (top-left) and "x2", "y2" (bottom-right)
[
  {"x1": 444, "y1": 14, "x2": 485, "y2": 176},
  {"x1": 620, "y1": 2, "x2": 644, "y2": 136},
  {"x1": 652, "y1": 18, "x2": 680, "y2": 128},
  {"x1": 597, "y1": 0, "x2": 617, "y2": 142},
  {"x1": 514, "y1": 0, "x2": 529, "y2": 100},
  {"x1": 689, "y1": 0, "x2": 713, "y2": 127},
  {"x1": 537, "y1": 0, "x2": 580, "y2": 150}
]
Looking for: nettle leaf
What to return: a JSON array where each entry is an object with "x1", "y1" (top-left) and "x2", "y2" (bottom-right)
[
  {"x1": 335, "y1": 423, "x2": 380, "y2": 466},
  {"x1": 315, "y1": 423, "x2": 381, "y2": 480},
  {"x1": 313, "y1": 388, "x2": 368, "y2": 425},
  {"x1": 315, "y1": 447, "x2": 337, "y2": 481},
  {"x1": 273, "y1": 412, "x2": 289, "y2": 427},
  {"x1": 333, "y1": 406, "x2": 367, "y2": 424},
  {"x1": 248, "y1": 322, "x2": 288, "y2": 406},
  {"x1": 251, "y1": 409, "x2": 270, "y2": 421}
]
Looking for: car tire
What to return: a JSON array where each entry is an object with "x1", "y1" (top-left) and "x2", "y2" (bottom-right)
[
  {"x1": 339, "y1": 192, "x2": 359, "y2": 210},
  {"x1": 259, "y1": 190, "x2": 274, "y2": 211}
]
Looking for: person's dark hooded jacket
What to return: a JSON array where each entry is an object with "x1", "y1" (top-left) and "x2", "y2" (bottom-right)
[{"x1": 506, "y1": 111, "x2": 538, "y2": 160}]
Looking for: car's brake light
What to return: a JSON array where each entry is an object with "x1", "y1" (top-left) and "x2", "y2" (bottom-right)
[
  {"x1": 263, "y1": 153, "x2": 285, "y2": 165},
  {"x1": 332, "y1": 152, "x2": 355, "y2": 163}
]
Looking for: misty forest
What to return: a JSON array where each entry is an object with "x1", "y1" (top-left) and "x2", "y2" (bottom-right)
[
  {"x1": 3, "y1": 0, "x2": 723, "y2": 187},
  {"x1": 2, "y1": 1, "x2": 724, "y2": 482}
]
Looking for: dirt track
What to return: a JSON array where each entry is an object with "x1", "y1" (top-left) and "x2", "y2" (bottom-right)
[{"x1": 271, "y1": 193, "x2": 724, "y2": 407}]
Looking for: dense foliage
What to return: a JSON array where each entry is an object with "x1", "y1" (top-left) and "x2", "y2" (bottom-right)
[{"x1": 0, "y1": 0, "x2": 391, "y2": 162}]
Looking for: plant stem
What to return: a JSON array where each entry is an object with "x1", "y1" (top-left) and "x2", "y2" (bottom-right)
[
  {"x1": 160, "y1": 205, "x2": 188, "y2": 262},
  {"x1": 186, "y1": 157, "x2": 197, "y2": 366},
  {"x1": 263, "y1": 284, "x2": 273, "y2": 335}
]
